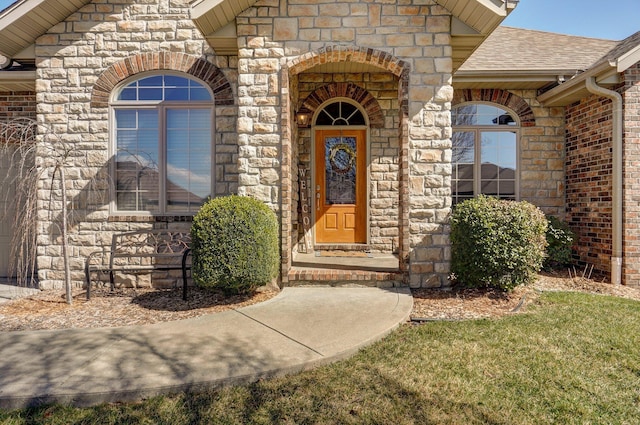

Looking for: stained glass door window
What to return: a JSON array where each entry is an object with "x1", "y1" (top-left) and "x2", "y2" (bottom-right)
[{"x1": 325, "y1": 136, "x2": 357, "y2": 205}]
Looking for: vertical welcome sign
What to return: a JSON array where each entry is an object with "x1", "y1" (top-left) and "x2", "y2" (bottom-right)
[{"x1": 298, "y1": 167, "x2": 312, "y2": 253}]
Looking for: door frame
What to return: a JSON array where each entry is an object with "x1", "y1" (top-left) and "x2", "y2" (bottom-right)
[{"x1": 312, "y1": 124, "x2": 370, "y2": 247}]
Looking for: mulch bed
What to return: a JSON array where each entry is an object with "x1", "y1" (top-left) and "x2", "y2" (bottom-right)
[{"x1": 1, "y1": 270, "x2": 639, "y2": 332}]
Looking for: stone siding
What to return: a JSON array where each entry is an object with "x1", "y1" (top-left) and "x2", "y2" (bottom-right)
[
  {"x1": 237, "y1": 0, "x2": 454, "y2": 287},
  {"x1": 34, "y1": 0, "x2": 238, "y2": 288},
  {"x1": 623, "y1": 63, "x2": 640, "y2": 285}
]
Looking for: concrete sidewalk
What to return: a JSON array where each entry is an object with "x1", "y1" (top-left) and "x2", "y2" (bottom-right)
[
  {"x1": 0, "y1": 283, "x2": 38, "y2": 304},
  {"x1": 0, "y1": 286, "x2": 412, "y2": 409}
]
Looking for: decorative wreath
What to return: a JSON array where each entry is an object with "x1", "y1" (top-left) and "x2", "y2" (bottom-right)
[{"x1": 329, "y1": 143, "x2": 356, "y2": 174}]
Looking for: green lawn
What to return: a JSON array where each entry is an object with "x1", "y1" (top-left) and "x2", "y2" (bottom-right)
[{"x1": 2, "y1": 291, "x2": 640, "y2": 424}]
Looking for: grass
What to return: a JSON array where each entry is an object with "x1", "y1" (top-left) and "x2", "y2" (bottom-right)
[{"x1": 2, "y1": 291, "x2": 640, "y2": 424}]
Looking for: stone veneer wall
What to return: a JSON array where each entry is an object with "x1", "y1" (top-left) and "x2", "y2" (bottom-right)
[
  {"x1": 623, "y1": 63, "x2": 640, "y2": 286},
  {"x1": 295, "y1": 73, "x2": 400, "y2": 253},
  {"x1": 565, "y1": 93, "x2": 615, "y2": 275},
  {"x1": 0, "y1": 92, "x2": 36, "y2": 122},
  {"x1": 452, "y1": 89, "x2": 565, "y2": 216},
  {"x1": 237, "y1": 0, "x2": 454, "y2": 288},
  {"x1": 35, "y1": 0, "x2": 238, "y2": 288}
]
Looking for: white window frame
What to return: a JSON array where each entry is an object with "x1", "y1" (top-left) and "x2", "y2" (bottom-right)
[
  {"x1": 452, "y1": 102, "x2": 521, "y2": 205},
  {"x1": 109, "y1": 72, "x2": 215, "y2": 216}
]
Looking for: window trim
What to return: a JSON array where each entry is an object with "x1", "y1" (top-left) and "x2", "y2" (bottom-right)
[
  {"x1": 452, "y1": 102, "x2": 521, "y2": 204},
  {"x1": 109, "y1": 72, "x2": 215, "y2": 216}
]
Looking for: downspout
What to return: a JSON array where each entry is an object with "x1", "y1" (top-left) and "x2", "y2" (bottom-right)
[{"x1": 585, "y1": 77, "x2": 623, "y2": 285}]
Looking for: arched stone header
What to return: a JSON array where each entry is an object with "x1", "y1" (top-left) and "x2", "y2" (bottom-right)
[
  {"x1": 453, "y1": 89, "x2": 535, "y2": 127},
  {"x1": 299, "y1": 83, "x2": 385, "y2": 128},
  {"x1": 289, "y1": 45, "x2": 410, "y2": 78},
  {"x1": 90, "y1": 52, "x2": 234, "y2": 108}
]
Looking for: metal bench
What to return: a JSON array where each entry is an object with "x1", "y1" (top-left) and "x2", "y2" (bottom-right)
[{"x1": 84, "y1": 229, "x2": 192, "y2": 300}]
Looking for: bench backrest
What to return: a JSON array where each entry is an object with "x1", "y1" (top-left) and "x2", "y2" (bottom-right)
[{"x1": 109, "y1": 230, "x2": 191, "y2": 268}]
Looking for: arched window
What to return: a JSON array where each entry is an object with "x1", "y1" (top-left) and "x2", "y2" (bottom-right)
[
  {"x1": 315, "y1": 100, "x2": 366, "y2": 126},
  {"x1": 451, "y1": 103, "x2": 519, "y2": 206},
  {"x1": 111, "y1": 74, "x2": 214, "y2": 214}
]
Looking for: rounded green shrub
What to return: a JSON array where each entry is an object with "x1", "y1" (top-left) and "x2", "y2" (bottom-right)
[
  {"x1": 450, "y1": 196, "x2": 548, "y2": 291},
  {"x1": 544, "y1": 215, "x2": 575, "y2": 270},
  {"x1": 191, "y1": 195, "x2": 279, "y2": 294}
]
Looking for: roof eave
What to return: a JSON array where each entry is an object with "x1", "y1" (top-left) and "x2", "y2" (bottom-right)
[
  {"x1": 453, "y1": 70, "x2": 567, "y2": 89},
  {"x1": 442, "y1": 1, "x2": 517, "y2": 72},
  {"x1": 537, "y1": 62, "x2": 619, "y2": 106},
  {"x1": 0, "y1": 0, "x2": 92, "y2": 58}
]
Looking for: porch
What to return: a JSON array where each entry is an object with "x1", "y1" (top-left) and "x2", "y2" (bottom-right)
[{"x1": 288, "y1": 251, "x2": 405, "y2": 288}]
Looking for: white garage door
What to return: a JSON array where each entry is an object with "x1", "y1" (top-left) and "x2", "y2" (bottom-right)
[{"x1": 0, "y1": 148, "x2": 16, "y2": 278}]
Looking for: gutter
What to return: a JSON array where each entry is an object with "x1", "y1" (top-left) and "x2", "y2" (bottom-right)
[{"x1": 585, "y1": 77, "x2": 623, "y2": 285}]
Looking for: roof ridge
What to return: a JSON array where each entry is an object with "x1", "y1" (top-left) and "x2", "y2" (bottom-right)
[{"x1": 498, "y1": 26, "x2": 618, "y2": 42}]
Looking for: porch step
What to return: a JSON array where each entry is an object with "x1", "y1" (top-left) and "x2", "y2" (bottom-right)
[{"x1": 286, "y1": 268, "x2": 406, "y2": 288}]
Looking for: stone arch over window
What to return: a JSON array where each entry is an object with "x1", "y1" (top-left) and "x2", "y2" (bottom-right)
[
  {"x1": 453, "y1": 89, "x2": 535, "y2": 127},
  {"x1": 91, "y1": 52, "x2": 234, "y2": 108},
  {"x1": 299, "y1": 83, "x2": 384, "y2": 128}
]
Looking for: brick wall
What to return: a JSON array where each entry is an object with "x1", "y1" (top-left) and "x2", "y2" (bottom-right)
[
  {"x1": 623, "y1": 63, "x2": 640, "y2": 285},
  {"x1": 0, "y1": 92, "x2": 36, "y2": 122},
  {"x1": 565, "y1": 94, "x2": 614, "y2": 275}
]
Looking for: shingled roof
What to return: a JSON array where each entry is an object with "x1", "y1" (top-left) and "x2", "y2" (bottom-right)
[{"x1": 459, "y1": 26, "x2": 618, "y2": 73}]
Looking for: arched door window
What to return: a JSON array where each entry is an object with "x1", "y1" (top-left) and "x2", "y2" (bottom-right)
[
  {"x1": 111, "y1": 74, "x2": 214, "y2": 214},
  {"x1": 315, "y1": 101, "x2": 366, "y2": 126},
  {"x1": 451, "y1": 103, "x2": 519, "y2": 206}
]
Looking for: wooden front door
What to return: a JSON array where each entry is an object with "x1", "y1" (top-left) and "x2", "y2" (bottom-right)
[{"x1": 315, "y1": 129, "x2": 367, "y2": 244}]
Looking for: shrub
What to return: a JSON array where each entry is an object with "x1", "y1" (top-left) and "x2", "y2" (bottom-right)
[
  {"x1": 450, "y1": 196, "x2": 548, "y2": 291},
  {"x1": 544, "y1": 215, "x2": 575, "y2": 270},
  {"x1": 191, "y1": 195, "x2": 279, "y2": 295}
]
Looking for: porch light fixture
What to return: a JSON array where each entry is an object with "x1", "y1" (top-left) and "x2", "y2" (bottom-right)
[{"x1": 296, "y1": 109, "x2": 311, "y2": 128}]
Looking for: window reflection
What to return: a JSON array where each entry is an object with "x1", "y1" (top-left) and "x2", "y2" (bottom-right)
[
  {"x1": 451, "y1": 103, "x2": 518, "y2": 205},
  {"x1": 114, "y1": 74, "x2": 213, "y2": 214}
]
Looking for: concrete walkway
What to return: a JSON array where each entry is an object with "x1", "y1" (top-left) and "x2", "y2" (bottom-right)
[
  {"x1": 0, "y1": 283, "x2": 38, "y2": 304},
  {"x1": 0, "y1": 286, "x2": 412, "y2": 409}
]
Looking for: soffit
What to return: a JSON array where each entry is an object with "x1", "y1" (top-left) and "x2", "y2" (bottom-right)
[
  {"x1": 0, "y1": 69, "x2": 36, "y2": 91},
  {"x1": 0, "y1": 0, "x2": 92, "y2": 58},
  {"x1": 191, "y1": 0, "x2": 256, "y2": 37},
  {"x1": 435, "y1": 0, "x2": 509, "y2": 34}
]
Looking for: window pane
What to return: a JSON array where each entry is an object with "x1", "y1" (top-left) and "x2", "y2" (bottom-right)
[
  {"x1": 119, "y1": 88, "x2": 137, "y2": 101},
  {"x1": 164, "y1": 75, "x2": 189, "y2": 87},
  {"x1": 115, "y1": 110, "x2": 136, "y2": 128},
  {"x1": 165, "y1": 88, "x2": 189, "y2": 101},
  {"x1": 138, "y1": 76, "x2": 163, "y2": 87},
  {"x1": 167, "y1": 109, "x2": 189, "y2": 128},
  {"x1": 452, "y1": 131, "x2": 474, "y2": 164},
  {"x1": 139, "y1": 88, "x2": 163, "y2": 101},
  {"x1": 190, "y1": 87, "x2": 211, "y2": 101},
  {"x1": 457, "y1": 164, "x2": 474, "y2": 180},
  {"x1": 452, "y1": 104, "x2": 517, "y2": 126},
  {"x1": 115, "y1": 109, "x2": 159, "y2": 212},
  {"x1": 166, "y1": 108, "x2": 211, "y2": 211}
]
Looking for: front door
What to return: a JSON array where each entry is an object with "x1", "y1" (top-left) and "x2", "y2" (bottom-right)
[{"x1": 315, "y1": 129, "x2": 367, "y2": 244}]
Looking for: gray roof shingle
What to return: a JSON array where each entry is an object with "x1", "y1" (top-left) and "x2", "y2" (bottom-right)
[{"x1": 459, "y1": 26, "x2": 619, "y2": 73}]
